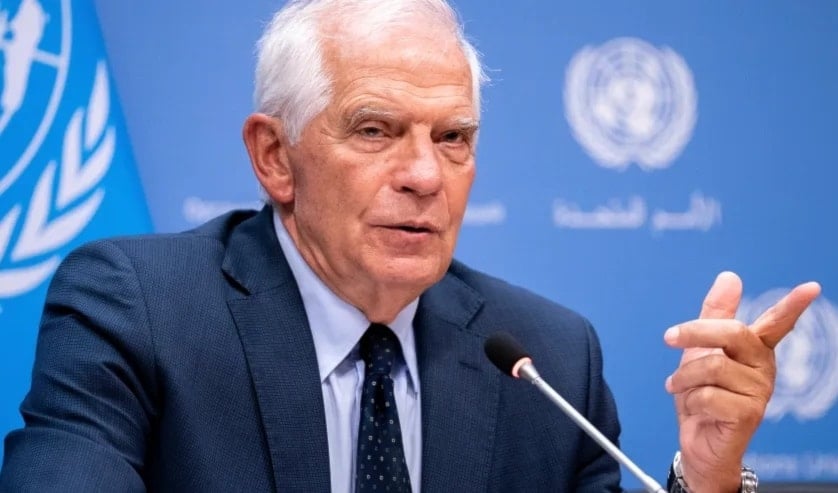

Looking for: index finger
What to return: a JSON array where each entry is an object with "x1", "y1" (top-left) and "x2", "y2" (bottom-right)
[
  {"x1": 751, "y1": 281, "x2": 821, "y2": 349},
  {"x1": 699, "y1": 271, "x2": 743, "y2": 319}
]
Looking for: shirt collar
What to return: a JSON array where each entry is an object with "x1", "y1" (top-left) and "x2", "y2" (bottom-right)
[{"x1": 272, "y1": 209, "x2": 420, "y2": 389}]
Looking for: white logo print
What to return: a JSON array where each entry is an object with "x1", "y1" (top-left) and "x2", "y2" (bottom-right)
[
  {"x1": 737, "y1": 290, "x2": 838, "y2": 421},
  {"x1": 564, "y1": 37, "x2": 697, "y2": 171},
  {"x1": 0, "y1": 0, "x2": 113, "y2": 298}
]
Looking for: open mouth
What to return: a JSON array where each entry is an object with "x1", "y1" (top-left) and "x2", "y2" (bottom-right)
[
  {"x1": 395, "y1": 225, "x2": 431, "y2": 233},
  {"x1": 385, "y1": 224, "x2": 434, "y2": 234}
]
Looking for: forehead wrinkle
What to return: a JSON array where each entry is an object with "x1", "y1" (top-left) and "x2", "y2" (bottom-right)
[
  {"x1": 337, "y1": 81, "x2": 474, "y2": 117},
  {"x1": 341, "y1": 84, "x2": 474, "y2": 115},
  {"x1": 338, "y1": 68, "x2": 472, "y2": 97},
  {"x1": 324, "y1": 34, "x2": 472, "y2": 90}
]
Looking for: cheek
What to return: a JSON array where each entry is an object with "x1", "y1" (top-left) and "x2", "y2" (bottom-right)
[
  {"x1": 295, "y1": 150, "x2": 355, "y2": 204},
  {"x1": 295, "y1": 161, "x2": 384, "y2": 244},
  {"x1": 446, "y1": 165, "x2": 476, "y2": 216},
  {"x1": 320, "y1": 148, "x2": 384, "y2": 194},
  {"x1": 290, "y1": 156, "x2": 351, "y2": 236}
]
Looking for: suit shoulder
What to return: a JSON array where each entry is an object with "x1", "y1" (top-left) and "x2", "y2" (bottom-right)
[
  {"x1": 444, "y1": 261, "x2": 606, "y2": 399},
  {"x1": 70, "y1": 209, "x2": 257, "y2": 262},
  {"x1": 446, "y1": 259, "x2": 591, "y2": 333},
  {"x1": 58, "y1": 209, "x2": 259, "y2": 290}
]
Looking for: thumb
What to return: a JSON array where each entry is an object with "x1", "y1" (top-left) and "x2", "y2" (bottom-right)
[{"x1": 751, "y1": 281, "x2": 821, "y2": 349}]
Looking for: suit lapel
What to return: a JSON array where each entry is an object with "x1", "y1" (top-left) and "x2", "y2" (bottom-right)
[
  {"x1": 416, "y1": 271, "x2": 500, "y2": 492},
  {"x1": 221, "y1": 208, "x2": 502, "y2": 492},
  {"x1": 224, "y1": 207, "x2": 331, "y2": 493}
]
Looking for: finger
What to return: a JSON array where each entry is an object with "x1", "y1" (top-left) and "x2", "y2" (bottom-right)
[
  {"x1": 751, "y1": 281, "x2": 821, "y2": 349},
  {"x1": 679, "y1": 386, "x2": 766, "y2": 427},
  {"x1": 699, "y1": 271, "x2": 743, "y2": 319},
  {"x1": 666, "y1": 353, "x2": 773, "y2": 398},
  {"x1": 678, "y1": 385, "x2": 766, "y2": 427},
  {"x1": 664, "y1": 319, "x2": 772, "y2": 368}
]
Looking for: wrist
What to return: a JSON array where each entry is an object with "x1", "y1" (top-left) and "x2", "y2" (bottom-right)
[{"x1": 668, "y1": 451, "x2": 758, "y2": 493}]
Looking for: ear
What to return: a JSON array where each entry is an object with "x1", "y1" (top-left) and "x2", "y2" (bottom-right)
[{"x1": 242, "y1": 113, "x2": 295, "y2": 204}]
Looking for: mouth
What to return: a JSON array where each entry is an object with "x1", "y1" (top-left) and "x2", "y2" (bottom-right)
[
  {"x1": 382, "y1": 223, "x2": 438, "y2": 235},
  {"x1": 393, "y1": 225, "x2": 432, "y2": 233},
  {"x1": 375, "y1": 222, "x2": 441, "y2": 249}
]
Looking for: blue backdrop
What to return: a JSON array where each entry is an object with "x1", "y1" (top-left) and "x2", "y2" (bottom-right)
[
  {"x1": 0, "y1": 0, "x2": 151, "y2": 469},
  {"x1": 3, "y1": 0, "x2": 837, "y2": 487}
]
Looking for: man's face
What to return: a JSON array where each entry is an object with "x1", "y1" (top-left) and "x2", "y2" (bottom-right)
[{"x1": 277, "y1": 28, "x2": 477, "y2": 305}]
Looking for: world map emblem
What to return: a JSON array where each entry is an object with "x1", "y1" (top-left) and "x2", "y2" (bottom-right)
[
  {"x1": 0, "y1": 0, "x2": 114, "y2": 298},
  {"x1": 564, "y1": 37, "x2": 697, "y2": 171},
  {"x1": 737, "y1": 290, "x2": 838, "y2": 422}
]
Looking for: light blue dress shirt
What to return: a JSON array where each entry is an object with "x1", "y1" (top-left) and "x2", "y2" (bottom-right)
[{"x1": 273, "y1": 211, "x2": 422, "y2": 493}]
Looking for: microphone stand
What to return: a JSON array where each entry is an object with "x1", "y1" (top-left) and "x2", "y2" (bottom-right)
[{"x1": 518, "y1": 362, "x2": 667, "y2": 493}]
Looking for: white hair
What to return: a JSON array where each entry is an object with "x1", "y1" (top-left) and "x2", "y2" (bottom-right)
[{"x1": 254, "y1": 0, "x2": 488, "y2": 144}]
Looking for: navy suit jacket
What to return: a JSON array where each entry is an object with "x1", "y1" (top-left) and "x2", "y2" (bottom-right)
[{"x1": 1, "y1": 207, "x2": 623, "y2": 492}]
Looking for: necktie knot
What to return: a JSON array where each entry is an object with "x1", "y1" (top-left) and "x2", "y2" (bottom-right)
[{"x1": 360, "y1": 323, "x2": 402, "y2": 377}]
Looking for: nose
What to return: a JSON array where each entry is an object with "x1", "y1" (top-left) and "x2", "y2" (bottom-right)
[{"x1": 394, "y1": 133, "x2": 443, "y2": 197}]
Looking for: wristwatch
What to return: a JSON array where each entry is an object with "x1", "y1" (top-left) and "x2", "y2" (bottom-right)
[{"x1": 667, "y1": 451, "x2": 759, "y2": 493}]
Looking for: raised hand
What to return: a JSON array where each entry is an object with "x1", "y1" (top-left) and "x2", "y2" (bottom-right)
[{"x1": 664, "y1": 271, "x2": 821, "y2": 492}]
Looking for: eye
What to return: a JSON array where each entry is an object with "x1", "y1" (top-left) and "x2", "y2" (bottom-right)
[
  {"x1": 357, "y1": 125, "x2": 385, "y2": 139},
  {"x1": 440, "y1": 130, "x2": 467, "y2": 145}
]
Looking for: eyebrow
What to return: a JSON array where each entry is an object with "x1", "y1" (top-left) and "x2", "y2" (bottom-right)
[
  {"x1": 449, "y1": 116, "x2": 480, "y2": 134},
  {"x1": 343, "y1": 106, "x2": 479, "y2": 133},
  {"x1": 343, "y1": 107, "x2": 399, "y2": 130}
]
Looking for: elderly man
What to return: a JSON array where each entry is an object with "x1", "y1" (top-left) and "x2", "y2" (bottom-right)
[{"x1": 0, "y1": 0, "x2": 820, "y2": 492}]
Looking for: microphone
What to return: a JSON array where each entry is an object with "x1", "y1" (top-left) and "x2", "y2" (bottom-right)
[{"x1": 484, "y1": 332, "x2": 666, "y2": 493}]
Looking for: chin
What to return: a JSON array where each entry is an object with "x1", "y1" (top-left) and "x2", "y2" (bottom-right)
[{"x1": 373, "y1": 257, "x2": 448, "y2": 290}]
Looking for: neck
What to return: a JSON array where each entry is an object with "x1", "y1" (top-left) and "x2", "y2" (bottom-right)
[{"x1": 279, "y1": 212, "x2": 422, "y2": 325}]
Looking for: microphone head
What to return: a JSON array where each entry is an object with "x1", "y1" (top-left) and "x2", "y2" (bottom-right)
[{"x1": 484, "y1": 332, "x2": 531, "y2": 378}]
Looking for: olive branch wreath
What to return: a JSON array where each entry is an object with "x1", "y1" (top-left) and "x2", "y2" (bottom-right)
[
  {"x1": 0, "y1": 61, "x2": 113, "y2": 298},
  {"x1": 564, "y1": 41, "x2": 697, "y2": 172}
]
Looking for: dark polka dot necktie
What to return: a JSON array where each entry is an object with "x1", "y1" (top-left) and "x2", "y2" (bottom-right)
[{"x1": 355, "y1": 323, "x2": 412, "y2": 493}]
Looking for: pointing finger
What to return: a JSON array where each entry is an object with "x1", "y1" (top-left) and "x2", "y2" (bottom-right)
[{"x1": 699, "y1": 271, "x2": 743, "y2": 320}]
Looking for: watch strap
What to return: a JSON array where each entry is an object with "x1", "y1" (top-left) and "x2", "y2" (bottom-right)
[{"x1": 667, "y1": 451, "x2": 759, "y2": 493}]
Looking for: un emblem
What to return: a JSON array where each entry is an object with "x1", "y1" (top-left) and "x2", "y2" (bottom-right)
[
  {"x1": 0, "y1": 0, "x2": 114, "y2": 298},
  {"x1": 564, "y1": 37, "x2": 697, "y2": 171},
  {"x1": 738, "y1": 290, "x2": 838, "y2": 422}
]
